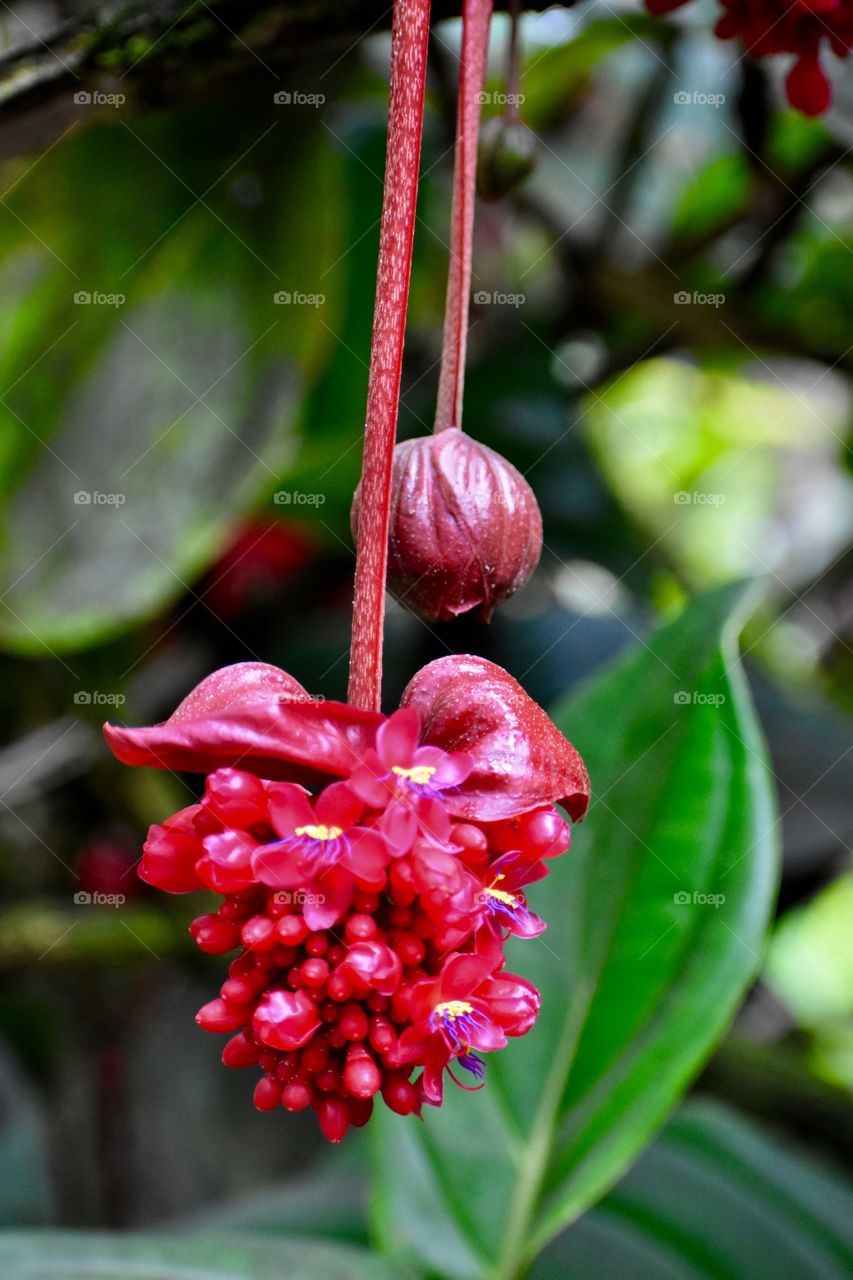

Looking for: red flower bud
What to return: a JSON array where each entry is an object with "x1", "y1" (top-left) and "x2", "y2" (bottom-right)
[
  {"x1": 140, "y1": 806, "x2": 206, "y2": 894},
  {"x1": 338, "y1": 940, "x2": 403, "y2": 997},
  {"x1": 343, "y1": 1045, "x2": 383, "y2": 1099},
  {"x1": 315, "y1": 1094, "x2": 351, "y2": 1143},
  {"x1": 190, "y1": 913, "x2": 241, "y2": 955},
  {"x1": 221, "y1": 1031, "x2": 260, "y2": 1068},
  {"x1": 204, "y1": 768, "x2": 269, "y2": 828},
  {"x1": 252, "y1": 989, "x2": 322, "y2": 1051},
  {"x1": 352, "y1": 431, "x2": 542, "y2": 623},
  {"x1": 253, "y1": 1074, "x2": 283, "y2": 1111},
  {"x1": 195, "y1": 998, "x2": 248, "y2": 1034}
]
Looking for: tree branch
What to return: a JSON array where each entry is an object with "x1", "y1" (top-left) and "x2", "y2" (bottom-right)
[{"x1": 0, "y1": 0, "x2": 551, "y2": 158}]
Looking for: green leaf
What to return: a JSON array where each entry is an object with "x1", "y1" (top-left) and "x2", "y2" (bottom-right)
[
  {"x1": 670, "y1": 154, "x2": 750, "y2": 244},
  {"x1": 0, "y1": 1231, "x2": 415, "y2": 1280},
  {"x1": 183, "y1": 1148, "x2": 369, "y2": 1245},
  {"x1": 369, "y1": 585, "x2": 778, "y2": 1279},
  {"x1": 517, "y1": 17, "x2": 668, "y2": 130},
  {"x1": 0, "y1": 903, "x2": 182, "y2": 967},
  {"x1": 532, "y1": 1099, "x2": 853, "y2": 1279},
  {"x1": 765, "y1": 870, "x2": 853, "y2": 1028},
  {"x1": 0, "y1": 108, "x2": 346, "y2": 654}
]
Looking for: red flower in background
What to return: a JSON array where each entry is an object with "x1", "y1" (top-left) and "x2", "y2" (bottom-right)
[
  {"x1": 75, "y1": 837, "x2": 140, "y2": 901},
  {"x1": 104, "y1": 659, "x2": 589, "y2": 1141},
  {"x1": 204, "y1": 518, "x2": 315, "y2": 621},
  {"x1": 646, "y1": 0, "x2": 850, "y2": 114}
]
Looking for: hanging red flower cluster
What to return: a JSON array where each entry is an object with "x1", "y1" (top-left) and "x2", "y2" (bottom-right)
[
  {"x1": 646, "y1": 0, "x2": 849, "y2": 115},
  {"x1": 104, "y1": 660, "x2": 589, "y2": 1141},
  {"x1": 103, "y1": 0, "x2": 589, "y2": 1146}
]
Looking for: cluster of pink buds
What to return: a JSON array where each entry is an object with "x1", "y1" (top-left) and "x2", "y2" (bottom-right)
[{"x1": 105, "y1": 659, "x2": 588, "y2": 1141}]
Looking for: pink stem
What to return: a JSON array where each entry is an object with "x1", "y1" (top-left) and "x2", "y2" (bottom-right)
[
  {"x1": 348, "y1": 0, "x2": 431, "y2": 712},
  {"x1": 434, "y1": 0, "x2": 494, "y2": 433},
  {"x1": 506, "y1": 0, "x2": 522, "y2": 121}
]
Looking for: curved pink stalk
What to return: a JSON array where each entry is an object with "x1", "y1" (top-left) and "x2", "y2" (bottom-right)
[
  {"x1": 434, "y1": 0, "x2": 494, "y2": 433},
  {"x1": 348, "y1": 0, "x2": 432, "y2": 713}
]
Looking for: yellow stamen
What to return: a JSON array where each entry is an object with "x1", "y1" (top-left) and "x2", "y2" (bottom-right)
[
  {"x1": 485, "y1": 886, "x2": 518, "y2": 909},
  {"x1": 294, "y1": 824, "x2": 343, "y2": 841},
  {"x1": 434, "y1": 999, "x2": 474, "y2": 1021},
  {"x1": 391, "y1": 764, "x2": 437, "y2": 787}
]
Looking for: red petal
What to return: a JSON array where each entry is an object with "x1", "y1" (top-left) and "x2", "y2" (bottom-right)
[
  {"x1": 304, "y1": 866, "x2": 354, "y2": 929},
  {"x1": 169, "y1": 662, "x2": 308, "y2": 719},
  {"x1": 267, "y1": 782, "x2": 315, "y2": 838},
  {"x1": 348, "y1": 829, "x2": 390, "y2": 886},
  {"x1": 379, "y1": 802, "x2": 418, "y2": 856},
  {"x1": 466, "y1": 1004, "x2": 508, "y2": 1052},
  {"x1": 421, "y1": 1044, "x2": 450, "y2": 1105},
  {"x1": 251, "y1": 841, "x2": 304, "y2": 890},
  {"x1": 441, "y1": 951, "x2": 495, "y2": 999},
  {"x1": 104, "y1": 662, "x2": 382, "y2": 784},
  {"x1": 316, "y1": 781, "x2": 363, "y2": 829},
  {"x1": 395, "y1": 1023, "x2": 433, "y2": 1064},
  {"x1": 376, "y1": 707, "x2": 420, "y2": 766},
  {"x1": 785, "y1": 53, "x2": 831, "y2": 116},
  {"x1": 401, "y1": 656, "x2": 590, "y2": 822},
  {"x1": 252, "y1": 989, "x2": 321, "y2": 1051}
]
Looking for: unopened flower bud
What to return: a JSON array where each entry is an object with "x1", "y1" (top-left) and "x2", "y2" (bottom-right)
[
  {"x1": 476, "y1": 116, "x2": 537, "y2": 202},
  {"x1": 352, "y1": 431, "x2": 542, "y2": 623}
]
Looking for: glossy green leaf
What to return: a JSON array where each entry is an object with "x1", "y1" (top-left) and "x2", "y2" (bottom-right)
[
  {"x1": 0, "y1": 108, "x2": 345, "y2": 654},
  {"x1": 532, "y1": 1099, "x2": 853, "y2": 1279},
  {"x1": 0, "y1": 1231, "x2": 415, "y2": 1280},
  {"x1": 369, "y1": 585, "x2": 778, "y2": 1279}
]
